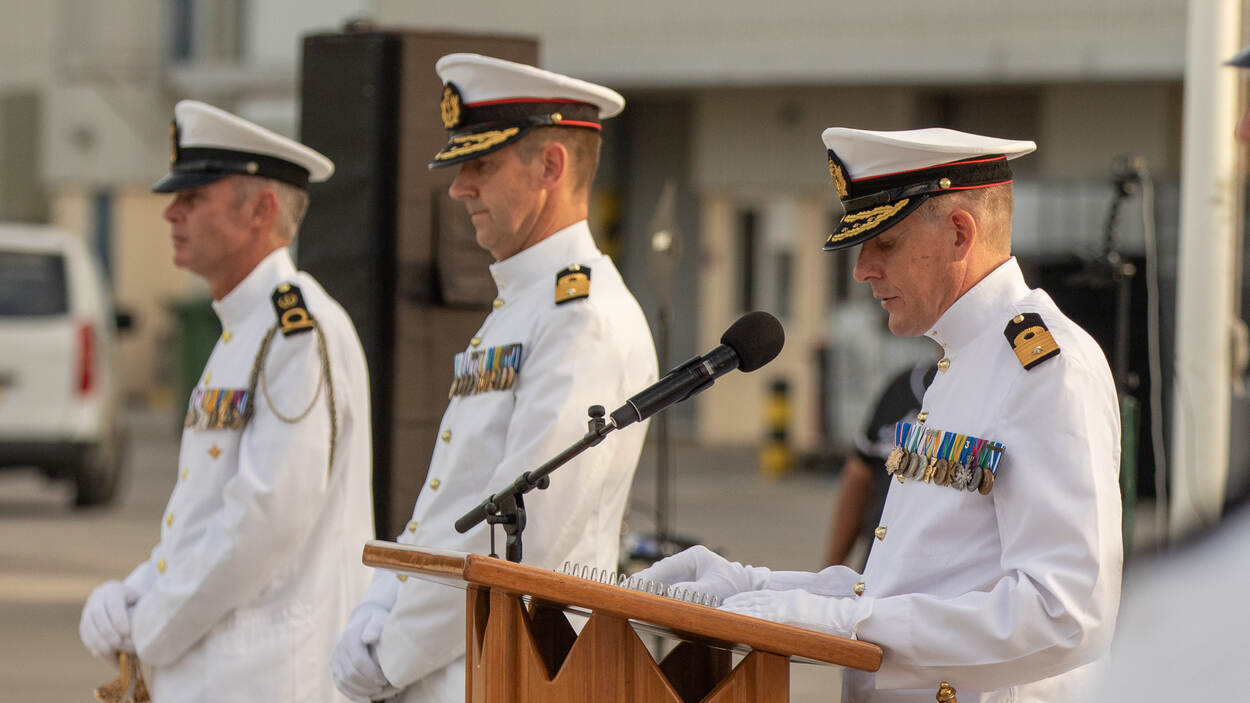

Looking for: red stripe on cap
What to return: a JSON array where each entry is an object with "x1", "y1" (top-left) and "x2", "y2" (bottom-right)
[
  {"x1": 554, "y1": 120, "x2": 601, "y2": 130},
  {"x1": 850, "y1": 155, "x2": 1008, "y2": 182},
  {"x1": 947, "y1": 179, "x2": 1014, "y2": 191},
  {"x1": 465, "y1": 97, "x2": 596, "y2": 107}
]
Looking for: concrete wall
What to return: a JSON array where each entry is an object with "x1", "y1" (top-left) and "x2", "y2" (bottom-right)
[
  {"x1": 248, "y1": 0, "x2": 367, "y2": 65},
  {"x1": 372, "y1": 0, "x2": 1187, "y2": 85},
  {"x1": 41, "y1": 85, "x2": 170, "y2": 188},
  {"x1": 1038, "y1": 82, "x2": 1183, "y2": 179},
  {"x1": 0, "y1": 1, "x2": 56, "y2": 88},
  {"x1": 691, "y1": 86, "x2": 915, "y2": 194}
]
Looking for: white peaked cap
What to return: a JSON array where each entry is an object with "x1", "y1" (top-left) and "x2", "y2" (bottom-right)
[{"x1": 153, "y1": 100, "x2": 333, "y2": 193}]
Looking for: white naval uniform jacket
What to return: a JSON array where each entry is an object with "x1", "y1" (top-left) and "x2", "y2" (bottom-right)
[
  {"x1": 838, "y1": 258, "x2": 1123, "y2": 702},
  {"x1": 123, "y1": 249, "x2": 374, "y2": 702},
  {"x1": 371, "y1": 221, "x2": 658, "y2": 702}
]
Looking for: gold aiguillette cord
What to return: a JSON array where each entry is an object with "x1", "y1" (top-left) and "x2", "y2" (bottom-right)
[{"x1": 93, "y1": 651, "x2": 150, "y2": 703}]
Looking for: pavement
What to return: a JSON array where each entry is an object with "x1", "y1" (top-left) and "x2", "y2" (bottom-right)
[
  {"x1": 0, "y1": 407, "x2": 849, "y2": 701},
  {"x1": 0, "y1": 406, "x2": 1185, "y2": 702},
  {"x1": 0, "y1": 408, "x2": 176, "y2": 701}
]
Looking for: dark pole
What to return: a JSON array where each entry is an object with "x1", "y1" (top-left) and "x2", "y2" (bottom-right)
[
  {"x1": 655, "y1": 306, "x2": 671, "y2": 541},
  {"x1": 646, "y1": 180, "x2": 681, "y2": 546}
]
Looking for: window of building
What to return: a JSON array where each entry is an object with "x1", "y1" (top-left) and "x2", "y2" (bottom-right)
[
  {"x1": 772, "y1": 250, "x2": 792, "y2": 320},
  {"x1": 735, "y1": 200, "x2": 801, "y2": 319},
  {"x1": 736, "y1": 207, "x2": 758, "y2": 312}
]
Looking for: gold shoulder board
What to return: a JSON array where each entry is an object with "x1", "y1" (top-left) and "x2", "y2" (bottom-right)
[
  {"x1": 1004, "y1": 312, "x2": 1060, "y2": 370},
  {"x1": 272, "y1": 283, "x2": 315, "y2": 337},
  {"x1": 555, "y1": 264, "x2": 591, "y2": 305}
]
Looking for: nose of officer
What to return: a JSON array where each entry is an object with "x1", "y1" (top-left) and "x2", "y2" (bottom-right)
[
  {"x1": 448, "y1": 165, "x2": 477, "y2": 202},
  {"x1": 163, "y1": 195, "x2": 185, "y2": 223},
  {"x1": 853, "y1": 244, "x2": 881, "y2": 283},
  {"x1": 1238, "y1": 103, "x2": 1250, "y2": 143}
]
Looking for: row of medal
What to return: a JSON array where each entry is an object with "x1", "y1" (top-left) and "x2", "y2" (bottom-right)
[
  {"x1": 449, "y1": 343, "x2": 523, "y2": 398},
  {"x1": 184, "y1": 388, "x2": 252, "y2": 431},
  {"x1": 885, "y1": 420, "x2": 1005, "y2": 495}
]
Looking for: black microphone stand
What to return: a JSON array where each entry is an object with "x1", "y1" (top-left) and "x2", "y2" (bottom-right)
[
  {"x1": 1068, "y1": 154, "x2": 1144, "y2": 556},
  {"x1": 642, "y1": 181, "x2": 685, "y2": 561},
  {"x1": 1104, "y1": 155, "x2": 1145, "y2": 558},
  {"x1": 454, "y1": 405, "x2": 615, "y2": 563},
  {"x1": 1103, "y1": 155, "x2": 1143, "y2": 394}
]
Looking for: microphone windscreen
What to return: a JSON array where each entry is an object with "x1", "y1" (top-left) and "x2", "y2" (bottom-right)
[{"x1": 720, "y1": 311, "x2": 785, "y2": 372}]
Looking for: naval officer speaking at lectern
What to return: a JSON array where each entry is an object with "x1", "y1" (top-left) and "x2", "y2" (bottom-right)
[{"x1": 639, "y1": 127, "x2": 1123, "y2": 703}]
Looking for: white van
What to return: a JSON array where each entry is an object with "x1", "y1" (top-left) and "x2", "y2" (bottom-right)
[{"x1": 0, "y1": 223, "x2": 126, "y2": 506}]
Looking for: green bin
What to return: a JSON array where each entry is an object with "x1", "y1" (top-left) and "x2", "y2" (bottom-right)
[{"x1": 169, "y1": 297, "x2": 222, "y2": 422}]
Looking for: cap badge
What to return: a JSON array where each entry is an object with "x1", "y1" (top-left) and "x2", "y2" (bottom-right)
[
  {"x1": 555, "y1": 264, "x2": 591, "y2": 305},
  {"x1": 169, "y1": 120, "x2": 180, "y2": 165},
  {"x1": 827, "y1": 150, "x2": 850, "y2": 198},
  {"x1": 441, "y1": 83, "x2": 463, "y2": 130}
]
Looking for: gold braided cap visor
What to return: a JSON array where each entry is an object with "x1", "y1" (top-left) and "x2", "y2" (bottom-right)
[
  {"x1": 429, "y1": 97, "x2": 602, "y2": 169},
  {"x1": 823, "y1": 155, "x2": 1013, "y2": 251}
]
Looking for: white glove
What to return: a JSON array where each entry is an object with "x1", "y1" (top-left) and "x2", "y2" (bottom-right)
[
  {"x1": 633, "y1": 545, "x2": 771, "y2": 600},
  {"x1": 79, "y1": 580, "x2": 140, "y2": 660},
  {"x1": 332, "y1": 603, "x2": 400, "y2": 702},
  {"x1": 766, "y1": 565, "x2": 863, "y2": 596},
  {"x1": 719, "y1": 588, "x2": 871, "y2": 638}
]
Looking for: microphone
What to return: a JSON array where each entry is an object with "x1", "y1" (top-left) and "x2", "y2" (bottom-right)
[{"x1": 610, "y1": 311, "x2": 784, "y2": 429}]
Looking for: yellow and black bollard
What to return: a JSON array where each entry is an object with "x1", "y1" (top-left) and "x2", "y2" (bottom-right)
[{"x1": 760, "y1": 379, "x2": 793, "y2": 479}]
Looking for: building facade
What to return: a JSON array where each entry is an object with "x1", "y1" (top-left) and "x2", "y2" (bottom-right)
[{"x1": 0, "y1": 0, "x2": 1209, "y2": 451}]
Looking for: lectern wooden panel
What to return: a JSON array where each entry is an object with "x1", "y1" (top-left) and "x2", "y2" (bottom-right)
[{"x1": 363, "y1": 541, "x2": 882, "y2": 702}]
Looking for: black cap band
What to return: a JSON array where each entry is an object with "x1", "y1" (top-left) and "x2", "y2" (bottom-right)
[
  {"x1": 152, "y1": 147, "x2": 311, "y2": 193},
  {"x1": 459, "y1": 100, "x2": 600, "y2": 130}
]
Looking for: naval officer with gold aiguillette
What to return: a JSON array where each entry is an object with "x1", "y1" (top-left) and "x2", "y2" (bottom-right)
[{"x1": 78, "y1": 100, "x2": 374, "y2": 702}]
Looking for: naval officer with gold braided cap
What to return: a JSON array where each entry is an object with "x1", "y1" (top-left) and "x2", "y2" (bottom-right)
[
  {"x1": 639, "y1": 128, "x2": 1123, "y2": 702},
  {"x1": 331, "y1": 54, "x2": 657, "y2": 702},
  {"x1": 77, "y1": 101, "x2": 375, "y2": 701}
]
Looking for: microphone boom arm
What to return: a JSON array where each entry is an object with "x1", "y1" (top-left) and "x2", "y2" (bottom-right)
[
  {"x1": 452, "y1": 311, "x2": 784, "y2": 563},
  {"x1": 453, "y1": 405, "x2": 616, "y2": 562}
]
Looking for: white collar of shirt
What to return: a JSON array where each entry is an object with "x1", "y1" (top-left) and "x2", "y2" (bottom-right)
[
  {"x1": 925, "y1": 257, "x2": 1030, "y2": 352},
  {"x1": 488, "y1": 221, "x2": 601, "y2": 297},
  {"x1": 212, "y1": 248, "x2": 297, "y2": 329}
]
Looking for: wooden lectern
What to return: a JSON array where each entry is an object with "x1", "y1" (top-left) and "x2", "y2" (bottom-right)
[{"x1": 363, "y1": 541, "x2": 882, "y2": 703}]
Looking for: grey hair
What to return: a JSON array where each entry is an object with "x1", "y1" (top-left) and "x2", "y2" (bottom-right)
[
  {"x1": 232, "y1": 176, "x2": 311, "y2": 243},
  {"x1": 920, "y1": 184, "x2": 1013, "y2": 255}
]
